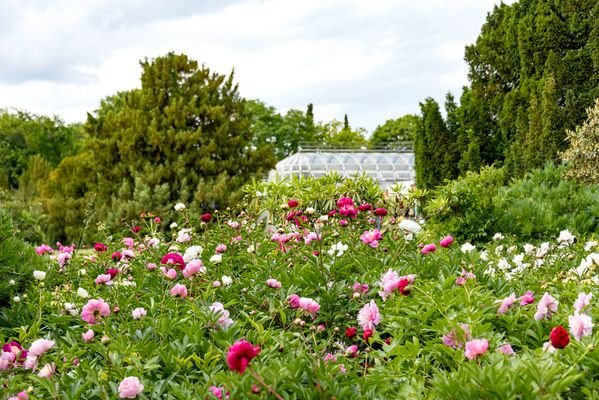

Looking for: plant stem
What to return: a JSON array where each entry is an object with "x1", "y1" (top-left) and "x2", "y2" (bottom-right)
[{"x1": 249, "y1": 366, "x2": 285, "y2": 400}]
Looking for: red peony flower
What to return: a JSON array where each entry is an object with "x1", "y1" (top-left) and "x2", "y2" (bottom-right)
[
  {"x1": 131, "y1": 225, "x2": 142, "y2": 233},
  {"x1": 287, "y1": 199, "x2": 299, "y2": 208},
  {"x1": 374, "y1": 208, "x2": 388, "y2": 217},
  {"x1": 105, "y1": 268, "x2": 119, "y2": 279},
  {"x1": 94, "y1": 243, "x2": 108, "y2": 252},
  {"x1": 358, "y1": 204, "x2": 372, "y2": 212},
  {"x1": 227, "y1": 339, "x2": 261, "y2": 374},
  {"x1": 201, "y1": 213, "x2": 212, "y2": 223},
  {"x1": 363, "y1": 329, "x2": 373, "y2": 341},
  {"x1": 549, "y1": 326, "x2": 570, "y2": 349},
  {"x1": 345, "y1": 327, "x2": 357, "y2": 339},
  {"x1": 111, "y1": 251, "x2": 122, "y2": 262}
]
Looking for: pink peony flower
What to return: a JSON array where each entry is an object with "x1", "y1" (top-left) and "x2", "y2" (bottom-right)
[
  {"x1": 339, "y1": 219, "x2": 349, "y2": 227},
  {"x1": 35, "y1": 244, "x2": 54, "y2": 255},
  {"x1": 360, "y1": 229, "x2": 383, "y2": 248},
  {"x1": 346, "y1": 345, "x2": 359, "y2": 358},
  {"x1": 573, "y1": 292, "x2": 592, "y2": 313},
  {"x1": 568, "y1": 312, "x2": 593, "y2": 341},
  {"x1": 57, "y1": 252, "x2": 72, "y2": 267},
  {"x1": 170, "y1": 284, "x2": 188, "y2": 299},
  {"x1": 266, "y1": 278, "x2": 282, "y2": 289},
  {"x1": 534, "y1": 292, "x2": 558, "y2": 320},
  {"x1": 420, "y1": 243, "x2": 437, "y2": 255},
  {"x1": 323, "y1": 353, "x2": 337, "y2": 363},
  {"x1": 147, "y1": 263, "x2": 157, "y2": 270},
  {"x1": 498, "y1": 343, "x2": 515, "y2": 355},
  {"x1": 464, "y1": 339, "x2": 489, "y2": 360},
  {"x1": 38, "y1": 362, "x2": 55, "y2": 378},
  {"x1": 299, "y1": 297, "x2": 320, "y2": 317},
  {"x1": 160, "y1": 267, "x2": 177, "y2": 280},
  {"x1": 132, "y1": 307, "x2": 147, "y2": 320},
  {"x1": 208, "y1": 386, "x2": 229, "y2": 399},
  {"x1": 82, "y1": 329, "x2": 95, "y2": 342},
  {"x1": 287, "y1": 294, "x2": 300, "y2": 309},
  {"x1": 227, "y1": 339, "x2": 260, "y2": 374},
  {"x1": 357, "y1": 300, "x2": 381, "y2": 332},
  {"x1": 215, "y1": 244, "x2": 227, "y2": 254},
  {"x1": 122, "y1": 237, "x2": 135, "y2": 248},
  {"x1": 81, "y1": 298, "x2": 111, "y2": 325},
  {"x1": 182, "y1": 259, "x2": 205, "y2": 279},
  {"x1": 209, "y1": 302, "x2": 234, "y2": 330},
  {"x1": 118, "y1": 376, "x2": 144, "y2": 398},
  {"x1": 440, "y1": 235, "x2": 454, "y2": 247},
  {"x1": 497, "y1": 293, "x2": 517, "y2": 314},
  {"x1": 339, "y1": 205, "x2": 358, "y2": 218},
  {"x1": 337, "y1": 197, "x2": 354, "y2": 208},
  {"x1": 304, "y1": 232, "x2": 321, "y2": 244},
  {"x1": 519, "y1": 291, "x2": 535, "y2": 305},
  {"x1": 28, "y1": 339, "x2": 55, "y2": 357},
  {"x1": 7, "y1": 391, "x2": 28, "y2": 400},
  {"x1": 95, "y1": 274, "x2": 112, "y2": 285},
  {"x1": 442, "y1": 324, "x2": 471, "y2": 349}
]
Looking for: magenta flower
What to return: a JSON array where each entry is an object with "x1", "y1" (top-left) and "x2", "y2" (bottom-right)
[
  {"x1": 360, "y1": 229, "x2": 383, "y2": 248},
  {"x1": 519, "y1": 291, "x2": 535, "y2": 305},
  {"x1": 357, "y1": 300, "x2": 381, "y2": 331},
  {"x1": 118, "y1": 376, "x2": 144, "y2": 398},
  {"x1": 227, "y1": 339, "x2": 261, "y2": 374},
  {"x1": 287, "y1": 294, "x2": 300, "y2": 309},
  {"x1": 93, "y1": 243, "x2": 108, "y2": 252},
  {"x1": 421, "y1": 243, "x2": 437, "y2": 255},
  {"x1": 337, "y1": 197, "x2": 354, "y2": 208},
  {"x1": 170, "y1": 284, "x2": 188, "y2": 299},
  {"x1": 440, "y1": 235, "x2": 454, "y2": 248},
  {"x1": 208, "y1": 386, "x2": 229, "y2": 399},
  {"x1": 35, "y1": 244, "x2": 54, "y2": 255},
  {"x1": 464, "y1": 339, "x2": 489, "y2": 360},
  {"x1": 161, "y1": 252, "x2": 186, "y2": 270},
  {"x1": 81, "y1": 298, "x2": 111, "y2": 325}
]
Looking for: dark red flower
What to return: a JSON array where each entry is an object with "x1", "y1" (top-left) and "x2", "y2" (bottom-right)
[
  {"x1": 161, "y1": 252, "x2": 186, "y2": 270},
  {"x1": 328, "y1": 210, "x2": 338, "y2": 218},
  {"x1": 398, "y1": 278, "x2": 411, "y2": 296},
  {"x1": 358, "y1": 203, "x2": 372, "y2": 212},
  {"x1": 549, "y1": 326, "x2": 570, "y2": 349},
  {"x1": 227, "y1": 339, "x2": 261, "y2": 374},
  {"x1": 374, "y1": 208, "x2": 388, "y2": 217},
  {"x1": 94, "y1": 243, "x2": 108, "y2": 252},
  {"x1": 345, "y1": 327, "x2": 357, "y2": 339},
  {"x1": 131, "y1": 225, "x2": 142, "y2": 233},
  {"x1": 111, "y1": 251, "x2": 122, "y2": 262},
  {"x1": 363, "y1": 329, "x2": 373, "y2": 341},
  {"x1": 105, "y1": 268, "x2": 119, "y2": 279},
  {"x1": 287, "y1": 199, "x2": 299, "y2": 208},
  {"x1": 201, "y1": 213, "x2": 212, "y2": 223}
]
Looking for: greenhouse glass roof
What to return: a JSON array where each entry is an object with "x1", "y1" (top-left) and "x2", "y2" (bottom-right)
[{"x1": 270, "y1": 148, "x2": 415, "y2": 189}]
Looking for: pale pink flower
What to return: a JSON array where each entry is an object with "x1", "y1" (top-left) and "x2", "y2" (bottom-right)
[
  {"x1": 379, "y1": 269, "x2": 414, "y2": 300},
  {"x1": 534, "y1": 292, "x2": 558, "y2": 320},
  {"x1": 29, "y1": 339, "x2": 55, "y2": 357},
  {"x1": 543, "y1": 341, "x2": 557, "y2": 353},
  {"x1": 147, "y1": 263, "x2": 157, "y2": 270},
  {"x1": 176, "y1": 231, "x2": 191, "y2": 243},
  {"x1": 122, "y1": 237, "x2": 135, "y2": 248},
  {"x1": 24, "y1": 355, "x2": 38, "y2": 370},
  {"x1": 497, "y1": 293, "x2": 517, "y2": 314},
  {"x1": 266, "y1": 278, "x2": 282, "y2": 289},
  {"x1": 7, "y1": 390, "x2": 28, "y2": 400},
  {"x1": 38, "y1": 362, "x2": 55, "y2": 378},
  {"x1": 568, "y1": 312, "x2": 593, "y2": 340},
  {"x1": 57, "y1": 252, "x2": 72, "y2": 267},
  {"x1": 82, "y1": 329, "x2": 95, "y2": 342},
  {"x1": 464, "y1": 339, "x2": 489, "y2": 360},
  {"x1": 170, "y1": 284, "x2": 188, "y2": 299},
  {"x1": 94, "y1": 274, "x2": 112, "y2": 285},
  {"x1": 160, "y1": 267, "x2": 177, "y2": 280},
  {"x1": 299, "y1": 297, "x2": 320, "y2": 317},
  {"x1": 81, "y1": 298, "x2": 111, "y2": 325},
  {"x1": 455, "y1": 277, "x2": 466, "y2": 286},
  {"x1": 346, "y1": 345, "x2": 359, "y2": 358},
  {"x1": 360, "y1": 229, "x2": 382, "y2": 248},
  {"x1": 182, "y1": 259, "x2": 205, "y2": 278},
  {"x1": 208, "y1": 386, "x2": 229, "y2": 399},
  {"x1": 323, "y1": 353, "x2": 337, "y2": 363},
  {"x1": 357, "y1": 300, "x2": 381, "y2": 331},
  {"x1": 442, "y1": 324, "x2": 471, "y2": 349},
  {"x1": 132, "y1": 307, "x2": 147, "y2": 320},
  {"x1": 228, "y1": 221, "x2": 240, "y2": 229},
  {"x1": 209, "y1": 302, "x2": 234, "y2": 330},
  {"x1": 519, "y1": 291, "x2": 535, "y2": 305},
  {"x1": 121, "y1": 249, "x2": 135, "y2": 260},
  {"x1": 215, "y1": 244, "x2": 227, "y2": 253},
  {"x1": 304, "y1": 232, "x2": 321, "y2": 245},
  {"x1": 0, "y1": 351, "x2": 16, "y2": 370},
  {"x1": 498, "y1": 343, "x2": 515, "y2": 355},
  {"x1": 212, "y1": 280, "x2": 221, "y2": 288},
  {"x1": 573, "y1": 292, "x2": 592, "y2": 313},
  {"x1": 118, "y1": 376, "x2": 144, "y2": 398}
]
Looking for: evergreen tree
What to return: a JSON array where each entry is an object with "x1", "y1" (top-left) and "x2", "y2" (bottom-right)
[
  {"x1": 343, "y1": 114, "x2": 350, "y2": 132},
  {"x1": 414, "y1": 98, "x2": 450, "y2": 188},
  {"x1": 43, "y1": 53, "x2": 277, "y2": 242}
]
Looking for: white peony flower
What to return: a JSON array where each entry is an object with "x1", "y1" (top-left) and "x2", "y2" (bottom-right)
[
  {"x1": 221, "y1": 275, "x2": 232, "y2": 286},
  {"x1": 33, "y1": 270, "x2": 46, "y2": 281},
  {"x1": 174, "y1": 203, "x2": 186, "y2": 211},
  {"x1": 77, "y1": 287, "x2": 89, "y2": 298},
  {"x1": 210, "y1": 254, "x2": 222, "y2": 264},
  {"x1": 460, "y1": 243, "x2": 475, "y2": 253}
]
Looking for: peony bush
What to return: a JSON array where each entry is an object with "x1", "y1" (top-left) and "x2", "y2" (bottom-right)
[{"x1": 0, "y1": 181, "x2": 597, "y2": 399}]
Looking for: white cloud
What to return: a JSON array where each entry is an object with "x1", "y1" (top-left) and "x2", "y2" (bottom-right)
[{"x1": 0, "y1": 0, "x2": 516, "y2": 132}]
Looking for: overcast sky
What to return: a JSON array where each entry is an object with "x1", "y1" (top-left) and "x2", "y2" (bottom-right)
[{"x1": 0, "y1": 0, "x2": 515, "y2": 134}]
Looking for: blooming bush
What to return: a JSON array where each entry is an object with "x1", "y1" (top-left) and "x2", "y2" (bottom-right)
[{"x1": 0, "y1": 182, "x2": 598, "y2": 398}]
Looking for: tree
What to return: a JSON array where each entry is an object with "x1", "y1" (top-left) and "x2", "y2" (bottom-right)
[
  {"x1": 318, "y1": 119, "x2": 369, "y2": 148},
  {"x1": 561, "y1": 98, "x2": 599, "y2": 184},
  {"x1": 370, "y1": 114, "x2": 420, "y2": 148},
  {"x1": 43, "y1": 53, "x2": 277, "y2": 242}
]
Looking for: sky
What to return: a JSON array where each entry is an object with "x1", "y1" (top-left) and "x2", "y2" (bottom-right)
[{"x1": 0, "y1": 0, "x2": 515, "y2": 134}]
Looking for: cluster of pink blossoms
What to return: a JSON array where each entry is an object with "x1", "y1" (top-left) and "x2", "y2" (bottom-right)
[
  {"x1": 360, "y1": 229, "x2": 382, "y2": 248},
  {"x1": 497, "y1": 290, "x2": 534, "y2": 314},
  {"x1": 379, "y1": 269, "x2": 415, "y2": 300},
  {"x1": 288, "y1": 294, "x2": 320, "y2": 317}
]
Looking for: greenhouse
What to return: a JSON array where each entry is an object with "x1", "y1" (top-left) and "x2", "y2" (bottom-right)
[{"x1": 270, "y1": 146, "x2": 415, "y2": 190}]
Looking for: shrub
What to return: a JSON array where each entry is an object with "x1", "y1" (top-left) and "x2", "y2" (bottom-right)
[{"x1": 562, "y1": 98, "x2": 599, "y2": 185}]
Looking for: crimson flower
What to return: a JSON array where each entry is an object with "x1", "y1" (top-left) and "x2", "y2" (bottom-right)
[
  {"x1": 131, "y1": 225, "x2": 142, "y2": 233},
  {"x1": 201, "y1": 213, "x2": 212, "y2": 223},
  {"x1": 161, "y1": 253, "x2": 186, "y2": 270},
  {"x1": 374, "y1": 208, "x2": 388, "y2": 216},
  {"x1": 287, "y1": 199, "x2": 299, "y2": 208},
  {"x1": 345, "y1": 327, "x2": 357, "y2": 339},
  {"x1": 227, "y1": 339, "x2": 261, "y2": 374},
  {"x1": 94, "y1": 243, "x2": 108, "y2": 252},
  {"x1": 549, "y1": 326, "x2": 570, "y2": 349},
  {"x1": 105, "y1": 268, "x2": 119, "y2": 279}
]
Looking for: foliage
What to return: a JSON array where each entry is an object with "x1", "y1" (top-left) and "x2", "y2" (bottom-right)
[
  {"x1": 41, "y1": 53, "x2": 277, "y2": 243},
  {"x1": 0, "y1": 208, "x2": 47, "y2": 307},
  {"x1": 1, "y1": 177, "x2": 598, "y2": 399},
  {"x1": 561, "y1": 98, "x2": 599, "y2": 184},
  {"x1": 425, "y1": 163, "x2": 599, "y2": 243},
  {"x1": 370, "y1": 114, "x2": 420, "y2": 149}
]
